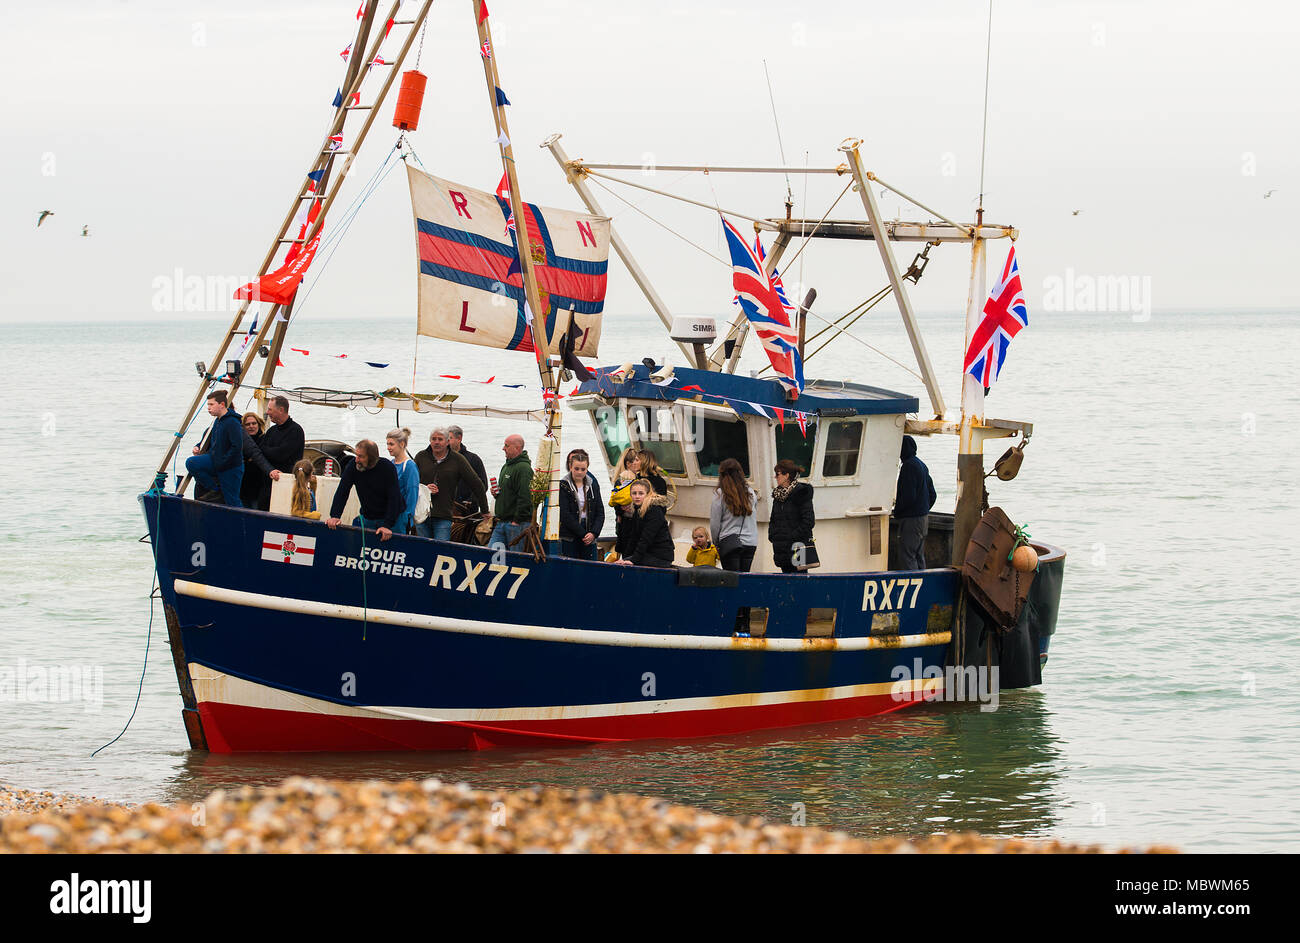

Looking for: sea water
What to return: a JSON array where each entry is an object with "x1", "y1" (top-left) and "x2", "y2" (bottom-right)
[{"x1": 1, "y1": 309, "x2": 1297, "y2": 852}]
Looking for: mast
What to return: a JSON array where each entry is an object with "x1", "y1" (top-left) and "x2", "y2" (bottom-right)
[
  {"x1": 154, "y1": 0, "x2": 435, "y2": 486},
  {"x1": 473, "y1": 1, "x2": 561, "y2": 541}
]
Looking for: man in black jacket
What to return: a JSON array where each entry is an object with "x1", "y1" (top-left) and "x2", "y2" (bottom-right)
[
  {"x1": 256, "y1": 396, "x2": 306, "y2": 510},
  {"x1": 447, "y1": 425, "x2": 489, "y2": 514},
  {"x1": 895, "y1": 435, "x2": 937, "y2": 570},
  {"x1": 326, "y1": 440, "x2": 400, "y2": 541}
]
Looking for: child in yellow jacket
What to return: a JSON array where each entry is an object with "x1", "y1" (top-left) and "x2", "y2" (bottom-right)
[{"x1": 686, "y1": 525, "x2": 719, "y2": 567}]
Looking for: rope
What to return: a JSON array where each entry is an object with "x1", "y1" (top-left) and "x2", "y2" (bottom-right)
[
  {"x1": 92, "y1": 493, "x2": 161, "y2": 757},
  {"x1": 588, "y1": 177, "x2": 730, "y2": 267},
  {"x1": 288, "y1": 143, "x2": 403, "y2": 328},
  {"x1": 794, "y1": 307, "x2": 924, "y2": 381},
  {"x1": 760, "y1": 285, "x2": 896, "y2": 375}
]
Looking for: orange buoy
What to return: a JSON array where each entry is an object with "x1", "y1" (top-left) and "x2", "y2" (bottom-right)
[
  {"x1": 392, "y1": 70, "x2": 427, "y2": 131},
  {"x1": 1012, "y1": 544, "x2": 1039, "y2": 573}
]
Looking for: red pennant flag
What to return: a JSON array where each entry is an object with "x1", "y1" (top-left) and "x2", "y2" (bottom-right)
[
  {"x1": 385, "y1": 17, "x2": 394, "y2": 38},
  {"x1": 235, "y1": 236, "x2": 321, "y2": 305},
  {"x1": 797, "y1": 411, "x2": 808, "y2": 438},
  {"x1": 481, "y1": 376, "x2": 496, "y2": 384},
  {"x1": 356, "y1": 3, "x2": 364, "y2": 19},
  {"x1": 495, "y1": 172, "x2": 510, "y2": 201},
  {"x1": 775, "y1": 407, "x2": 785, "y2": 429},
  {"x1": 276, "y1": 357, "x2": 285, "y2": 367},
  {"x1": 439, "y1": 374, "x2": 461, "y2": 379},
  {"x1": 332, "y1": 353, "x2": 348, "y2": 359},
  {"x1": 478, "y1": 1, "x2": 490, "y2": 24},
  {"x1": 680, "y1": 384, "x2": 704, "y2": 392},
  {"x1": 290, "y1": 348, "x2": 310, "y2": 355},
  {"x1": 340, "y1": 43, "x2": 352, "y2": 61}
]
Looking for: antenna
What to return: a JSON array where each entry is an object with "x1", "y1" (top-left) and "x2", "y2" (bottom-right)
[
  {"x1": 762, "y1": 59, "x2": 794, "y2": 218},
  {"x1": 976, "y1": 0, "x2": 994, "y2": 226}
]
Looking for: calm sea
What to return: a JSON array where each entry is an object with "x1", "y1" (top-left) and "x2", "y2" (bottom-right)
[{"x1": 1, "y1": 308, "x2": 1297, "y2": 852}]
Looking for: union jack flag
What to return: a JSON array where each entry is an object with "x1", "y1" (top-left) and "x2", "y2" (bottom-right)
[
  {"x1": 964, "y1": 244, "x2": 1029, "y2": 389},
  {"x1": 721, "y1": 217, "x2": 803, "y2": 396}
]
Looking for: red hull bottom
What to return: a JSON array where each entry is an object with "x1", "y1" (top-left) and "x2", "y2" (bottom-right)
[{"x1": 197, "y1": 693, "x2": 917, "y2": 753}]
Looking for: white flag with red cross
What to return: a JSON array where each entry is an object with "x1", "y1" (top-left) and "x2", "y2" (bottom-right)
[{"x1": 261, "y1": 531, "x2": 316, "y2": 566}]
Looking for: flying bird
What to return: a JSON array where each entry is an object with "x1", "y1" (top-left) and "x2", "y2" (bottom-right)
[
  {"x1": 37, "y1": 210, "x2": 54, "y2": 227},
  {"x1": 1264, "y1": 189, "x2": 1278, "y2": 199},
  {"x1": 1071, "y1": 209, "x2": 1082, "y2": 216}
]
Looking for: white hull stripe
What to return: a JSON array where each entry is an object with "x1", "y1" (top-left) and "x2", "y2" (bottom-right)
[
  {"x1": 190, "y1": 664, "x2": 943, "y2": 723},
  {"x1": 173, "y1": 579, "x2": 951, "y2": 653}
]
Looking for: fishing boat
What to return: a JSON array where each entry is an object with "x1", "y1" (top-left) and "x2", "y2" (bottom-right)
[{"x1": 141, "y1": 1, "x2": 1064, "y2": 753}]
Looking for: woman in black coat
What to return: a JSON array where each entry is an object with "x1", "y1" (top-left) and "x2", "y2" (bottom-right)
[
  {"x1": 615, "y1": 479, "x2": 675, "y2": 568},
  {"x1": 768, "y1": 459, "x2": 815, "y2": 573}
]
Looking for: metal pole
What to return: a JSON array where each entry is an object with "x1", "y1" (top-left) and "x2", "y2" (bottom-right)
[
  {"x1": 953, "y1": 236, "x2": 988, "y2": 565},
  {"x1": 840, "y1": 140, "x2": 946, "y2": 418},
  {"x1": 543, "y1": 134, "x2": 696, "y2": 365}
]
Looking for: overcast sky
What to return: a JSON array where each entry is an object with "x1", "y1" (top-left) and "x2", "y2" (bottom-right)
[{"x1": 2, "y1": 0, "x2": 1297, "y2": 327}]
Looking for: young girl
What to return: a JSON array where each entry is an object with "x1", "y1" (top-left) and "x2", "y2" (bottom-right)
[
  {"x1": 558, "y1": 448, "x2": 605, "y2": 560},
  {"x1": 386, "y1": 427, "x2": 420, "y2": 535},
  {"x1": 290, "y1": 458, "x2": 320, "y2": 520},
  {"x1": 614, "y1": 478, "x2": 674, "y2": 568},
  {"x1": 686, "y1": 525, "x2": 719, "y2": 567},
  {"x1": 610, "y1": 447, "x2": 642, "y2": 557}
]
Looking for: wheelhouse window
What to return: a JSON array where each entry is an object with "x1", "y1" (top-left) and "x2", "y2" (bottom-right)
[
  {"x1": 627, "y1": 404, "x2": 686, "y2": 475},
  {"x1": 775, "y1": 417, "x2": 817, "y2": 476},
  {"x1": 687, "y1": 414, "x2": 749, "y2": 477},
  {"x1": 822, "y1": 420, "x2": 863, "y2": 477},
  {"x1": 594, "y1": 405, "x2": 631, "y2": 467}
]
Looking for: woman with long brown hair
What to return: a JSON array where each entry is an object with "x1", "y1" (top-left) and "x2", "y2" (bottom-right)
[{"x1": 709, "y1": 457, "x2": 758, "y2": 573}]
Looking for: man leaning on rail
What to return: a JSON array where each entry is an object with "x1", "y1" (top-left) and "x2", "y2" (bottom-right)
[{"x1": 326, "y1": 439, "x2": 402, "y2": 542}]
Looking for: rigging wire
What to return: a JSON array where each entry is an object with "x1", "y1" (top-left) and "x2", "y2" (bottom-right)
[{"x1": 588, "y1": 177, "x2": 731, "y2": 267}]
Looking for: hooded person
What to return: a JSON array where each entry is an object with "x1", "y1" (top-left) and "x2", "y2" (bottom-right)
[{"x1": 895, "y1": 435, "x2": 937, "y2": 570}]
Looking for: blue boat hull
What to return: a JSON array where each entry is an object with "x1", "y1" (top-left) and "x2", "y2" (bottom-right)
[{"x1": 142, "y1": 493, "x2": 983, "y2": 752}]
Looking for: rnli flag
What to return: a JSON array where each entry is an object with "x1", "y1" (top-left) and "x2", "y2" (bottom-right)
[
  {"x1": 964, "y1": 245, "x2": 1029, "y2": 389},
  {"x1": 721, "y1": 216, "x2": 804, "y2": 396},
  {"x1": 235, "y1": 235, "x2": 321, "y2": 305},
  {"x1": 406, "y1": 164, "x2": 610, "y2": 356}
]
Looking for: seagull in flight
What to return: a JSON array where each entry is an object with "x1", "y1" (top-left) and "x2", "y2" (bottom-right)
[
  {"x1": 1264, "y1": 189, "x2": 1278, "y2": 199},
  {"x1": 1071, "y1": 209, "x2": 1082, "y2": 216},
  {"x1": 37, "y1": 210, "x2": 54, "y2": 227}
]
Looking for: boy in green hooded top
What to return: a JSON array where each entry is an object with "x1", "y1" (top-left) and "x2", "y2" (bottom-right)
[{"x1": 489, "y1": 433, "x2": 534, "y2": 550}]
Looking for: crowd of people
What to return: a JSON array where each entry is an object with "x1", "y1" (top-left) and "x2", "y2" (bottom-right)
[{"x1": 184, "y1": 390, "x2": 938, "y2": 570}]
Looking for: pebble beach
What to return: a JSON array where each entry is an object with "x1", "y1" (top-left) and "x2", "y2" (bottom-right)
[{"x1": 0, "y1": 779, "x2": 1175, "y2": 854}]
